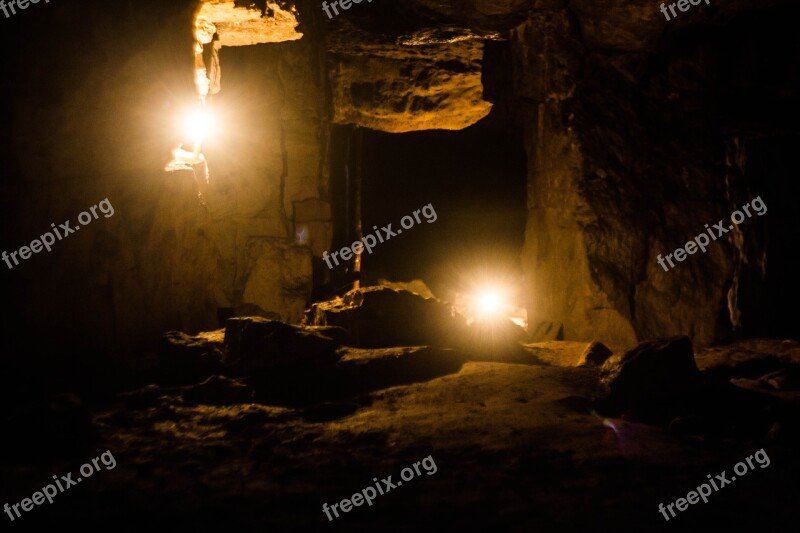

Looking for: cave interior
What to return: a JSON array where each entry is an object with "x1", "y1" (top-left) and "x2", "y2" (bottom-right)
[{"x1": 0, "y1": 0, "x2": 798, "y2": 529}]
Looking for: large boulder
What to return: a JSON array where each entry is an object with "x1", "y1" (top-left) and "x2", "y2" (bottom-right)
[
  {"x1": 159, "y1": 330, "x2": 226, "y2": 384},
  {"x1": 224, "y1": 317, "x2": 340, "y2": 372},
  {"x1": 337, "y1": 346, "x2": 464, "y2": 394},
  {"x1": 459, "y1": 317, "x2": 530, "y2": 361},
  {"x1": 577, "y1": 341, "x2": 614, "y2": 367},
  {"x1": 303, "y1": 287, "x2": 467, "y2": 348},
  {"x1": 600, "y1": 336, "x2": 702, "y2": 419},
  {"x1": 242, "y1": 345, "x2": 466, "y2": 406}
]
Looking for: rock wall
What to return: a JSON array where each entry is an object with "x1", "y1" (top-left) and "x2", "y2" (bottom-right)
[
  {"x1": 1, "y1": 0, "x2": 795, "y2": 371},
  {"x1": 323, "y1": 0, "x2": 779, "y2": 348},
  {"x1": 511, "y1": 11, "x2": 631, "y2": 347},
  {"x1": 203, "y1": 35, "x2": 330, "y2": 326},
  {"x1": 511, "y1": 0, "x2": 796, "y2": 348},
  {"x1": 327, "y1": 19, "x2": 493, "y2": 132},
  {"x1": 0, "y1": 0, "x2": 330, "y2": 362}
]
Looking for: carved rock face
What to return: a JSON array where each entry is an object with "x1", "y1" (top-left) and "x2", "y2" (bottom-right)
[
  {"x1": 197, "y1": 0, "x2": 303, "y2": 46},
  {"x1": 328, "y1": 20, "x2": 494, "y2": 132}
]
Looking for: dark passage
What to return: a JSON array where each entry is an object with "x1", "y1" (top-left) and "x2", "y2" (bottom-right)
[{"x1": 330, "y1": 114, "x2": 527, "y2": 299}]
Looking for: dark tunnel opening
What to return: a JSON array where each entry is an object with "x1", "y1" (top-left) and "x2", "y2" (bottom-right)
[{"x1": 327, "y1": 111, "x2": 527, "y2": 304}]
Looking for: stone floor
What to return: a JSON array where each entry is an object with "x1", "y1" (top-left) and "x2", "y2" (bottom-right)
[{"x1": 1, "y1": 340, "x2": 798, "y2": 531}]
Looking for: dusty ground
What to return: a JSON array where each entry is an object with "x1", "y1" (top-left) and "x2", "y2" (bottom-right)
[{"x1": 1, "y1": 340, "x2": 798, "y2": 531}]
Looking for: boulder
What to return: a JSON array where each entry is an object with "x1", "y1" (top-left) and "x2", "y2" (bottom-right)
[
  {"x1": 337, "y1": 346, "x2": 464, "y2": 394},
  {"x1": 459, "y1": 317, "x2": 529, "y2": 361},
  {"x1": 225, "y1": 317, "x2": 341, "y2": 372},
  {"x1": 248, "y1": 346, "x2": 466, "y2": 405},
  {"x1": 577, "y1": 341, "x2": 614, "y2": 367},
  {"x1": 377, "y1": 278, "x2": 436, "y2": 299},
  {"x1": 159, "y1": 330, "x2": 226, "y2": 384},
  {"x1": 600, "y1": 336, "x2": 701, "y2": 419},
  {"x1": 304, "y1": 325, "x2": 352, "y2": 346},
  {"x1": 303, "y1": 287, "x2": 467, "y2": 348}
]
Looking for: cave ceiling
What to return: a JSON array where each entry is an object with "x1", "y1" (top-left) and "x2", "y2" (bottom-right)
[{"x1": 198, "y1": 0, "x2": 790, "y2": 132}]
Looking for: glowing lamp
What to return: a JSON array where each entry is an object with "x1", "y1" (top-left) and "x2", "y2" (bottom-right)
[
  {"x1": 471, "y1": 286, "x2": 510, "y2": 320},
  {"x1": 183, "y1": 107, "x2": 215, "y2": 144},
  {"x1": 476, "y1": 290, "x2": 501, "y2": 316}
]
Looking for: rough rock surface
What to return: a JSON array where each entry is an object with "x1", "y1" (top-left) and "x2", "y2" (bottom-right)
[
  {"x1": 181, "y1": 375, "x2": 256, "y2": 405},
  {"x1": 241, "y1": 239, "x2": 313, "y2": 324},
  {"x1": 251, "y1": 345, "x2": 467, "y2": 405},
  {"x1": 224, "y1": 317, "x2": 340, "y2": 372},
  {"x1": 510, "y1": 1, "x2": 796, "y2": 347},
  {"x1": 303, "y1": 286, "x2": 467, "y2": 347},
  {"x1": 377, "y1": 278, "x2": 436, "y2": 299},
  {"x1": 0, "y1": 1, "x2": 333, "y2": 361},
  {"x1": 322, "y1": 0, "x2": 794, "y2": 348},
  {"x1": 321, "y1": 0, "x2": 794, "y2": 348},
  {"x1": 459, "y1": 317, "x2": 529, "y2": 360},
  {"x1": 577, "y1": 341, "x2": 614, "y2": 367},
  {"x1": 327, "y1": 18, "x2": 493, "y2": 132},
  {"x1": 600, "y1": 336, "x2": 702, "y2": 419},
  {"x1": 197, "y1": 0, "x2": 303, "y2": 46},
  {"x1": 336, "y1": 345, "x2": 464, "y2": 394},
  {"x1": 160, "y1": 330, "x2": 226, "y2": 384},
  {"x1": 4, "y1": 340, "x2": 797, "y2": 528}
]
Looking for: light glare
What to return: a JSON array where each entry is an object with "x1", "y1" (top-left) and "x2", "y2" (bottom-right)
[
  {"x1": 183, "y1": 108, "x2": 214, "y2": 144},
  {"x1": 477, "y1": 290, "x2": 501, "y2": 315},
  {"x1": 472, "y1": 286, "x2": 510, "y2": 319}
]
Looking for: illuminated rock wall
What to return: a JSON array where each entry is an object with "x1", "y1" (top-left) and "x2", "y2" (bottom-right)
[{"x1": 0, "y1": 0, "x2": 330, "y2": 359}]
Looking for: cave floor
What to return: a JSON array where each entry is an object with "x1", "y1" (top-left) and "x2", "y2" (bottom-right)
[{"x1": 2, "y1": 341, "x2": 798, "y2": 531}]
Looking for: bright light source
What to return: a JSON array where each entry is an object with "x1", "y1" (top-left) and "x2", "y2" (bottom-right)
[
  {"x1": 183, "y1": 107, "x2": 215, "y2": 144},
  {"x1": 477, "y1": 290, "x2": 501, "y2": 316},
  {"x1": 470, "y1": 286, "x2": 510, "y2": 320},
  {"x1": 452, "y1": 270, "x2": 525, "y2": 325}
]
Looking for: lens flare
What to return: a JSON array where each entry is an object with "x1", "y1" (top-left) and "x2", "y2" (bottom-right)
[
  {"x1": 183, "y1": 107, "x2": 215, "y2": 144},
  {"x1": 477, "y1": 290, "x2": 501, "y2": 316},
  {"x1": 471, "y1": 286, "x2": 510, "y2": 319}
]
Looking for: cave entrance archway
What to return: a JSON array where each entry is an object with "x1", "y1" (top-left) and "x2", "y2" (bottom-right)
[{"x1": 329, "y1": 111, "x2": 527, "y2": 307}]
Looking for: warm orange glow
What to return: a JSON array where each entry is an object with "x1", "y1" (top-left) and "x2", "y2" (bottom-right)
[
  {"x1": 465, "y1": 284, "x2": 514, "y2": 321},
  {"x1": 476, "y1": 289, "x2": 503, "y2": 317},
  {"x1": 182, "y1": 107, "x2": 215, "y2": 145},
  {"x1": 454, "y1": 273, "x2": 527, "y2": 328}
]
